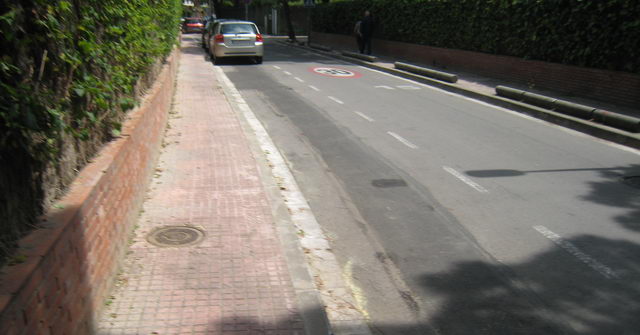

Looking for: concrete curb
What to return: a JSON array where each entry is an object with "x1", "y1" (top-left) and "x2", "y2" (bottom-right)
[
  {"x1": 395, "y1": 61, "x2": 458, "y2": 83},
  {"x1": 341, "y1": 50, "x2": 378, "y2": 62},
  {"x1": 278, "y1": 40, "x2": 640, "y2": 149},
  {"x1": 309, "y1": 43, "x2": 332, "y2": 52}
]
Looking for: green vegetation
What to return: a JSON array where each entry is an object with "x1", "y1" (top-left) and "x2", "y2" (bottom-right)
[
  {"x1": 0, "y1": 0, "x2": 182, "y2": 263},
  {"x1": 312, "y1": 0, "x2": 640, "y2": 74}
]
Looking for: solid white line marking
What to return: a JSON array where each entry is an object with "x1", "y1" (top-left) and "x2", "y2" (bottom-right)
[
  {"x1": 375, "y1": 85, "x2": 394, "y2": 90},
  {"x1": 309, "y1": 85, "x2": 320, "y2": 91},
  {"x1": 354, "y1": 111, "x2": 374, "y2": 122},
  {"x1": 328, "y1": 96, "x2": 344, "y2": 104},
  {"x1": 387, "y1": 131, "x2": 419, "y2": 149},
  {"x1": 294, "y1": 77, "x2": 304, "y2": 83},
  {"x1": 284, "y1": 71, "x2": 292, "y2": 75},
  {"x1": 533, "y1": 225, "x2": 619, "y2": 279},
  {"x1": 273, "y1": 65, "x2": 281, "y2": 70},
  {"x1": 443, "y1": 166, "x2": 489, "y2": 193}
]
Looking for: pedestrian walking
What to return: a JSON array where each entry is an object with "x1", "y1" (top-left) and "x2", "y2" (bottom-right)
[
  {"x1": 359, "y1": 10, "x2": 374, "y2": 55},
  {"x1": 354, "y1": 20, "x2": 363, "y2": 53}
]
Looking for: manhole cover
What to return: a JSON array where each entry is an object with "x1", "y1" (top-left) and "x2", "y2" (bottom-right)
[
  {"x1": 622, "y1": 176, "x2": 640, "y2": 189},
  {"x1": 372, "y1": 179, "x2": 408, "y2": 188},
  {"x1": 147, "y1": 226, "x2": 205, "y2": 247}
]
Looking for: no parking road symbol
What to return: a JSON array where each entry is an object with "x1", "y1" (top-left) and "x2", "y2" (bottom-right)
[{"x1": 310, "y1": 67, "x2": 362, "y2": 78}]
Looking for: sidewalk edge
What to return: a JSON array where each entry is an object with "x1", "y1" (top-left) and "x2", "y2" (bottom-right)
[{"x1": 213, "y1": 67, "x2": 372, "y2": 335}]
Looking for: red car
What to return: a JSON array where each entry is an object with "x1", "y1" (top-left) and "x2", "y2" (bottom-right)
[{"x1": 182, "y1": 17, "x2": 204, "y2": 34}]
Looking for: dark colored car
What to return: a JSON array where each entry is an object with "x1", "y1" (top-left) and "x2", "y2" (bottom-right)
[{"x1": 182, "y1": 17, "x2": 204, "y2": 34}]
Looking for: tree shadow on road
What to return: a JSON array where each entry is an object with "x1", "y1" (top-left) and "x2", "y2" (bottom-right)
[
  {"x1": 466, "y1": 164, "x2": 640, "y2": 233},
  {"x1": 579, "y1": 164, "x2": 640, "y2": 232},
  {"x1": 201, "y1": 236, "x2": 640, "y2": 335},
  {"x1": 408, "y1": 234, "x2": 640, "y2": 335}
]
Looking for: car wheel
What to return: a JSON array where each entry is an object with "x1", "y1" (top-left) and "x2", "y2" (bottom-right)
[{"x1": 255, "y1": 56, "x2": 263, "y2": 64}]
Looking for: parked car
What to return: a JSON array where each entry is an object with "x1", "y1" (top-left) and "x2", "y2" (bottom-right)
[
  {"x1": 206, "y1": 20, "x2": 264, "y2": 64},
  {"x1": 182, "y1": 17, "x2": 204, "y2": 34},
  {"x1": 201, "y1": 20, "x2": 213, "y2": 48},
  {"x1": 202, "y1": 18, "x2": 232, "y2": 49}
]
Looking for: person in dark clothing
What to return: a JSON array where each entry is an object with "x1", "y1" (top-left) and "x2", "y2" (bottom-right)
[
  {"x1": 354, "y1": 20, "x2": 363, "y2": 53},
  {"x1": 359, "y1": 10, "x2": 374, "y2": 55}
]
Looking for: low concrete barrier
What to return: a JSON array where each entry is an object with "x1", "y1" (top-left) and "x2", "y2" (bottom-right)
[
  {"x1": 496, "y1": 85, "x2": 639, "y2": 133},
  {"x1": 594, "y1": 110, "x2": 640, "y2": 133},
  {"x1": 341, "y1": 50, "x2": 378, "y2": 62},
  {"x1": 495, "y1": 86, "x2": 526, "y2": 100},
  {"x1": 523, "y1": 92, "x2": 557, "y2": 109},
  {"x1": 554, "y1": 100, "x2": 596, "y2": 119},
  {"x1": 395, "y1": 62, "x2": 458, "y2": 83}
]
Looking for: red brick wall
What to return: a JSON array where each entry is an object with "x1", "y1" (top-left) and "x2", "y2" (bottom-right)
[
  {"x1": 0, "y1": 49, "x2": 179, "y2": 335},
  {"x1": 311, "y1": 32, "x2": 640, "y2": 108}
]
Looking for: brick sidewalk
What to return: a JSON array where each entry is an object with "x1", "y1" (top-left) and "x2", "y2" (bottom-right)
[{"x1": 97, "y1": 37, "x2": 305, "y2": 335}]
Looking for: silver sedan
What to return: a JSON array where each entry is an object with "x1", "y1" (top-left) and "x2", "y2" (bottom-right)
[{"x1": 208, "y1": 21, "x2": 264, "y2": 64}]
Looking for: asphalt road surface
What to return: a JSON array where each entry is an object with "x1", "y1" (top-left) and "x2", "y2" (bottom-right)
[{"x1": 197, "y1": 36, "x2": 640, "y2": 334}]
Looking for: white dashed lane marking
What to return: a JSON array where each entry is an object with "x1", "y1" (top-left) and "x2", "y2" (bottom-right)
[
  {"x1": 294, "y1": 77, "x2": 304, "y2": 83},
  {"x1": 443, "y1": 166, "x2": 489, "y2": 193},
  {"x1": 328, "y1": 96, "x2": 344, "y2": 105},
  {"x1": 273, "y1": 65, "x2": 281, "y2": 70},
  {"x1": 354, "y1": 111, "x2": 374, "y2": 122},
  {"x1": 533, "y1": 225, "x2": 619, "y2": 279},
  {"x1": 284, "y1": 71, "x2": 292, "y2": 75},
  {"x1": 387, "y1": 131, "x2": 419, "y2": 149},
  {"x1": 375, "y1": 85, "x2": 394, "y2": 90},
  {"x1": 309, "y1": 85, "x2": 320, "y2": 91}
]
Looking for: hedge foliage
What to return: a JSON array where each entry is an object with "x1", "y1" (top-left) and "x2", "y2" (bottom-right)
[
  {"x1": 311, "y1": 0, "x2": 640, "y2": 74},
  {"x1": 1, "y1": 0, "x2": 181, "y2": 157},
  {"x1": 0, "y1": 0, "x2": 181, "y2": 261}
]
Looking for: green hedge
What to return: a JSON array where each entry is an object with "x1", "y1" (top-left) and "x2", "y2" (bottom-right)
[
  {"x1": 0, "y1": 0, "x2": 181, "y2": 262},
  {"x1": 312, "y1": 0, "x2": 640, "y2": 74}
]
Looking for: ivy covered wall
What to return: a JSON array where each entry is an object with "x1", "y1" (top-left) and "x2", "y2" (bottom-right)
[
  {"x1": 0, "y1": 0, "x2": 182, "y2": 263},
  {"x1": 312, "y1": 0, "x2": 640, "y2": 74}
]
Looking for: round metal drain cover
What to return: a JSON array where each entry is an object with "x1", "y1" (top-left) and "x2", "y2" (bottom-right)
[{"x1": 147, "y1": 226, "x2": 205, "y2": 247}]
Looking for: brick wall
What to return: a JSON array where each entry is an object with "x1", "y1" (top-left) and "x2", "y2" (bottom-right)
[
  {"x1": 311, "y1": 32, "x2": 640, "y2": 108},
  {"x1": 0, "y1": 49, "x2": 179, "y2": 335}
]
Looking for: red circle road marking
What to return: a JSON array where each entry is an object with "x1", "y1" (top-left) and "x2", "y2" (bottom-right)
[{"x1": 309, "y1": 67, "x2": 363, "y2": 78}]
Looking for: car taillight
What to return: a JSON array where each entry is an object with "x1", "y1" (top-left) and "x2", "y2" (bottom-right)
[
  {"x1": 214, "y1": 34, "x2": 224, "y2": 43},
  {"x1": 256, "y1": 34, "x2": 263, "y2": 42}
]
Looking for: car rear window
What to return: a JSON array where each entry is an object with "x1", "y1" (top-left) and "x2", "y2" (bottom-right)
[{"x1": 221, "y1": 24, "x2": 257, "y2": 34}]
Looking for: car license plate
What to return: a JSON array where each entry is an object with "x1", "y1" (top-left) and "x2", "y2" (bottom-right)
[{"x1": 232, "y1": 40, "x2": 252, "y2": 46}]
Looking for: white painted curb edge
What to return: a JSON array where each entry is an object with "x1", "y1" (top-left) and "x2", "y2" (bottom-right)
[{"x1": 214, "y1": 66, "x2": 372, "y2": 335}]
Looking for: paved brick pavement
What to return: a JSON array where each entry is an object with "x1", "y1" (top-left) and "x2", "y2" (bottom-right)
[{"x1": 97, "y1": 37, "x2": 306, "y2": 335}]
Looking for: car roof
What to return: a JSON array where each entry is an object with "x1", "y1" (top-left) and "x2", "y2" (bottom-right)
[{"x1": 218, "y1": 20, "x2": 256, "y2": 25}]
